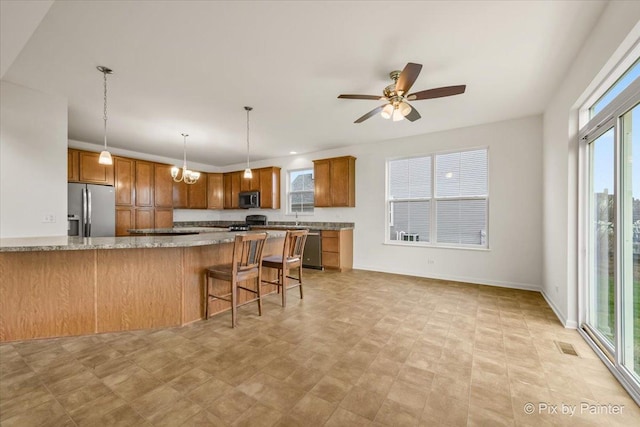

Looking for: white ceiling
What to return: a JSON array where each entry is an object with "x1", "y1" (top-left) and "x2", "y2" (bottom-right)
[{"x1": 3, "y1": 0, "x2": 607, "y2": 167}]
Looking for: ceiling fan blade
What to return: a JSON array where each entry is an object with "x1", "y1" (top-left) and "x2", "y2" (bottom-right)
[
  {"x1": 338, "y1": 94, "x2": 385, "y2": 100},
  {"x1": 404, "y1": 105, "x2": 421, "y2": 122},
  {"x1": 407, "y1": 85, "x2": 466, "y2": 101},
  {"x1": 395, "y1": 62, "x2": 423, "y2": 95},
  {"x1": 354, "y1": 105, "x2": 386, "y2": 123}
]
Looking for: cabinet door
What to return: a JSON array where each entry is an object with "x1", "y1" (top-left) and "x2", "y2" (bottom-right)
[
  {"x1": 173, "y1": 181, "x2": 187, "y2": 208},
  {"x1": 259, "y1": 167, "x2": 280, "y2": 209},
  {"x1": 313, "y1": 160, "x2": 331, "y2": 207},
  {"x1": 78, "y1": 151, "x2": 114, "y2": 186},
  {"x1": 187, "y1": 177, "x2": 207, "y2": 209},
  {"x1": 115, "y1": 206, "x2": 135, "y2": 236},
  {"x1": 330, "y1": 157, "x2": 351, "y2": 207},
  {"x1": 207, "y1": 173, "x2": 224, "y2": 209},
  {"x1": 154, "y1": 164, "x2": 174, "y2": 207},
  {"x1": 68, "y1": 149, "x2": 80, "y2": 182},
  {"x1": 114, "y1": 157, "x2": 134, "y2": 206},
  {"x1": 135, "y1": 161, "x2": 154, "y2": 207},
  {"x1": 231, "y1": 171, "x2": 241, "y2": 209},
  {"x1": 240, "y1": 170, "x2": 260, "y2": 192},
  {"x1": 223, "y1": 173, "x2": 233, "y2": 209},
  {"x1": 154, "y1": 208, "x2": 173, "y2": 228},
  {"x1": 135, "y1": 208, "x2": 154, "y2": 230}
]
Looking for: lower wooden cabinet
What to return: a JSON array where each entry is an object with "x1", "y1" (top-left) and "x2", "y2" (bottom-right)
[
  {"x1": 321, "y1": 229, "x2": 353, "y2": 272},
  {"x1": 115, "y1": 207, "x2": 134, "y2": 236}
]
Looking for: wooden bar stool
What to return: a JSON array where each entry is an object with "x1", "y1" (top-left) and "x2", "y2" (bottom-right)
[
  {"x1": 261, "y1": 229, "x2": 308, "y2": 307},
  {"x1": 204, "y1": 232, "x2": 268, "y2": 328}
]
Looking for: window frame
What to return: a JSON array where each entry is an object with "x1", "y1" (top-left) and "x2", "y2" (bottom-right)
[
  {"x1": 385, "y1": 146, "x2": 490, "y2": 250},
  {"x1": 286, "y1": 167, "x2": 315, "y2": 215}
]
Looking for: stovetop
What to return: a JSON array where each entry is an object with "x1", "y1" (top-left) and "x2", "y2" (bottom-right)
[
  {"x1": 228, "y1": 215, "x2": 267, "y2": 232},
  {"x1": 228, "y1": 224, "x2": 250, "y2": 231}
]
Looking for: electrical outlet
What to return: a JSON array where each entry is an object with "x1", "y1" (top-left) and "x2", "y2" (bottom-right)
[{"x1": 42, "y1": 214, "x2": 56, "y2": 223}]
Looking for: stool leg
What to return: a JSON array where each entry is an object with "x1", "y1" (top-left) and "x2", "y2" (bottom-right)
[
  {"x1": 257, "y1": 276, "x2": 263, "y2": 316},
  {"x1": 282, "y1": 266, "x2": 287, "y2": 307},
  {"x1": 204, "y1": 274, "x2": 209, "y2": 319},
  {"x1": 299, "y1": 265, "x2": 304, "y2": 300},
  {"x1": 231, "y1": 280, "x2": 237, "y2": 328}
]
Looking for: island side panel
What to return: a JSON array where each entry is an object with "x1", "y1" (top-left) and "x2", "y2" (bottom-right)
[
  {"x1": 96, "y1": 247, "x2": 182, "y2": 332},
  {"x1": 0, "y1": 251, "x2": 96, "y2": 342}
]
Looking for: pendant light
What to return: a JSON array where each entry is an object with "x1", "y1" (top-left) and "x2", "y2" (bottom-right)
[
  {"x1": 171, "y1": 133, "x2": 200, "y2": 184},
  {"x1": 97, "y1": 66, "x2": 113, "y2": 165},
  {"x1": 244, "y1": 106, "x2": 253, "y2": 179}
]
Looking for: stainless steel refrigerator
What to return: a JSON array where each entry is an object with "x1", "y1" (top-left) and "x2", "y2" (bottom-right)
[{"x1": 68, "y1": 183, "x2": 115, "y2": 237}]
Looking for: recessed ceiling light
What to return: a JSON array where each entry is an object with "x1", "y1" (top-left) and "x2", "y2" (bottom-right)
[{"x1": 289, "y1": 151, "x2": 297, "y2": 155}]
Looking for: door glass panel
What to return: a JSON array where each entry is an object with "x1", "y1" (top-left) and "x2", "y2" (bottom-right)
[
  {"x1": 590, "y1": 128, "x2": 616, "y2": 345},
  {"x1": 621, "y1": 103, "x2": 640, "y2": 380}
]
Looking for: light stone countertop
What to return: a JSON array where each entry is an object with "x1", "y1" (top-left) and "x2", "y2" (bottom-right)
[{"x1": 0, "y1": 230, "x2": 285, "y2": 253}]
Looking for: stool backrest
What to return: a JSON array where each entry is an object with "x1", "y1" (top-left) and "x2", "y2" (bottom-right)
[
  {"x1": 283, "y1": 229, "x2": 308, "y2": 261},
  {"x1": 233, "y1": 232, "x2": 268, "y2": 273}
]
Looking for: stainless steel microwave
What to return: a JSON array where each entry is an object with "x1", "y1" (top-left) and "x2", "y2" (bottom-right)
[{"x1": 239, "y1": 191, "x2": 260, "y2": 208}]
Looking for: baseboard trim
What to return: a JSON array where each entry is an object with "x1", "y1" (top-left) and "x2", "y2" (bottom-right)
[
  {"x1": 540, "y1": 290, "x2": 577, "y2": 329},
  {"x1": 353, "y1": 264, "x2": 541, "y2": 292}
]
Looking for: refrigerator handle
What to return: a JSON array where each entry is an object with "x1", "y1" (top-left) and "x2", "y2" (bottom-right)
[
  {"x1": 82, "y1": 188, "x2": 88, "y2": 237},
  {"x1": 87, "y1": 188, "x2": 92, "y2": 237}
]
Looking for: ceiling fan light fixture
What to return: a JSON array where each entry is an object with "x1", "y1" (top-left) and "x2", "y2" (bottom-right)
[
  {"x1": 392, "y1": 108, "x2": 404, "y2": 122},
  {"x1": 381, "y1": 104, "x2": 394, "y2": 119},
  {"x1": 399, "y1": 101, "x2": 412, "y2": 117}
]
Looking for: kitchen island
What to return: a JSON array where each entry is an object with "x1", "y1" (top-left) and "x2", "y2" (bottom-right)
[{"x1": 0, "y1": 230, "x2": 285, "y2": 342}]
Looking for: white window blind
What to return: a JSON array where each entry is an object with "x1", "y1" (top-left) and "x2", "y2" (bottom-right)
[
  {"x1": 387, "y1": 148, "x2": 488, "y2": 248},
  {"x1": 435, "y1": 149, "x2": 488, "y2": 245},
  {"x1": 389, "y1": 157, "x2": 431, "y2": 242}
]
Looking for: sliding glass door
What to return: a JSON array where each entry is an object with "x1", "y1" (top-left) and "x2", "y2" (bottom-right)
[
  {"x1": 621, "y1": 104, "x2": 640, "y2": 382},
  {"x1": 584, "y1": 88, "x2": 640, "y2": 399},
  {"x1": 588, "y1": 127, "x2": 616, "y2": 347}
]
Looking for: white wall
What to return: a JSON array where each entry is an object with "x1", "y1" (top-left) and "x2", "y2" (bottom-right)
[
  {"x1": 542, "y1": 1, "x2": 640, "y2": 327},
  {"x1": 178, "y1": 115, "x2": 544, "y2": 291},
  {"x1": 0, "y1": 81, "x2": 67, "y2": 238}
]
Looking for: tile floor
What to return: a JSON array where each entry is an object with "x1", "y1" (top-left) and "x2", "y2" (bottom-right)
[{"x1": 0, "y1": 269, "x2": 638, "y2": 426}]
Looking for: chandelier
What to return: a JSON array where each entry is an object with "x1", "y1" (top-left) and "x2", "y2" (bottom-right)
[{"x1": 171, "y1": 133, "x2": 200, "y2": 184}]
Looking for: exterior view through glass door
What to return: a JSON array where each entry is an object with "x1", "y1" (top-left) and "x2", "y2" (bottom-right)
[
  {"x1": 621, "y1": 104, "x2": 640, "y2": 382},
  {"x1": 588, "y1": 127, "x2": 616, "y2": 347},
  {"x1": 582, "y1": 67, "x2": 640, "y2": 402}
]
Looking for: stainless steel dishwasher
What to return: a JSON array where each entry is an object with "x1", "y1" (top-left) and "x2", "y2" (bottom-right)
[{"x1": 303, "y1": 230, "x2": 323, "y2": 269}]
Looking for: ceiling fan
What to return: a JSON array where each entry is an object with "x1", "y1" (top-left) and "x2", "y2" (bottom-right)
[{"x1": 338, "y1": 62, "x2": 466, "y2": 123}]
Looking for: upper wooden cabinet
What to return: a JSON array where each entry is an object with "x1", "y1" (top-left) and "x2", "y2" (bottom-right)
[
  {"x1": 223, "y1": 168, "x2": 280, "y2": 209},
  {"x1": 135, "y1": 161, "x2": 154, "y2": 207},
  {"x1": 313, "y1": 156, "x2": 356, "y2": 207},
  {"x1": 68, "y1": 149, "x2": 115, "y2": 185},
  {"x1": 78, "y1": 150, "x2": 115, "y2": 186},
  {"x1": 173, "y1": 174, "x2": 207, "y2": 209},
  {"x1": 154, "y1": 164, "x2": 174, "y2": 208},
  {"x1": 188, "y1": 177, "x2": 208, "y2": 209},
  {"x1": 207, "y1": 173, "x2": 224, "y2": 210},
  {"x1": 114, "y1": 157, "x2": 135, "y2": 206},
  {"x1": 223, "y1": 171, "x2": 242, "y2": 209},
  {"x1": 67, "y1": 149, "x2": 80, "y2": 182},
  {"x1": 258, "y1": 167, "x2": 280, "y2": 209}
]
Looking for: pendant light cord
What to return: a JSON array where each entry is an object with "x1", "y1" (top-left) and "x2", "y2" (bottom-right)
[
  {"x1": 182, "y1": 133, "x2": 188, "y2": 169},
  {"x1": 103, "y1": 70, "x2": 108, "y2": 149},
  {"x1": 246, "y1": 107, "x2": 250, "y2": 168}
]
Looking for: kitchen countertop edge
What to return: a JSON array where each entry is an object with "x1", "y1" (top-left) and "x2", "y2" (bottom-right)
[{"x1": 0, "y1": 230, "x2": 285, "y2": 253}]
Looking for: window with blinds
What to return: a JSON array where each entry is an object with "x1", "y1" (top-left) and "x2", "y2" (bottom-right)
[{"x1": 387, "y1": 148, "x2": 488, "y2": 248}]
